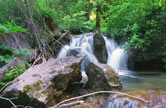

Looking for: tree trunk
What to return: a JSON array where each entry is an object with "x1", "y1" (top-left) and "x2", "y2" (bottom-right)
[
  {"x1": 24, "y1": 0, "x2": 43, "y2": 53},
  {"x1": 96, "y1": 5, "x2": 101, "y2": 29}
]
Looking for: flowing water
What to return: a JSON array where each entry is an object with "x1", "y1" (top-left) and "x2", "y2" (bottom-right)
[
  {"x1": 103, "y1": 36, "x2": 129, "y2": 75},
  {"x1": 57, "y1": 33, "x2": 98, "y2": 83},
  {"x1": 57, "y1": 45, "x2": 70, "y2": 58}
]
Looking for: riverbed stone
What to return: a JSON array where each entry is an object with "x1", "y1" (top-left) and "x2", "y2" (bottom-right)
[
  {"x1": 85, "y1": 62, "x2": 122, "y2": 91},
  {"x1": 67, "y1": 47, "x2": 82, "y2": 56},
  {"x1": 94, "y1": 33, "x2": 108, "y2": 63},
  {"x1": 2, "y1": 55, "x2": 85, "y2": 107}
]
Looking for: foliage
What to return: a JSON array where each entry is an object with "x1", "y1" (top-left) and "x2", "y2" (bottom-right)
[
  {"x1": 0, "y1": 20, "x2": 30, "y2": 66},
  {"x1": 0, "y1": 46, "x2": 32, "y2": 65},
  {"x1": 0, "y1": 21, "x2": 28, "y2": 34},
  {"x1": 0, "y1": 0, "x2": 165, "y2": 68},
  {"x1": 37, "y1": 0, "x2": 93, "y2": 33},
  {"x1": 0, "y1": 0, "x2": 25, "y2": 25},
  {"x1": 0, "y1": 66, "x2": 26, "y2": 89},
  {"x1": 97, "y1": 0, "x2": 166, "y2": 66},
  {"x1": 63, "y1": 11, "x2": 94, "y2": 32}
]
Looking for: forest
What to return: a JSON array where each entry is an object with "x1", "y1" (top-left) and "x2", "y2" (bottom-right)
[{"x1": 0, "y1": 0, "x2": 166, "y2": 108}]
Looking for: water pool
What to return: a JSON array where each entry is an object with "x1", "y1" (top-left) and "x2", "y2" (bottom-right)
[{"x1": 121, "y1": 71, "x2": 166, "y2": 92}]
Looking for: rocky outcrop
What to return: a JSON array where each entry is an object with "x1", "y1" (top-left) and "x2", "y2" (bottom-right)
[
  {"x1": 0, "y1": 58, "x2": 25, "y2": 83},
  {"x1": 94, "y1": 33, "x2": 108, "y2": 63},
  {"x1": 2, "y1": 55, "x2": 85, "y2": 107},
  {"x1": 85, "y1": 62, "x2": 122, "y2": 91}
]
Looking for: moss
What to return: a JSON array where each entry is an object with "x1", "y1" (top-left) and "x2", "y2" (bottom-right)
[
  {"x1": 23, "y1": 81, "x2": 43, "y2": 93},
  {"x1": 0, "y1": 66, "x2": 26, "y2": 89},
  {"x1": 43, "y1": 90, "x2": 49, "y2": 96},
  {"x1": 105, "y1": 70, "x2": 120, "y2": 84},
  {"x1": 35, "y1": 82, "x2": 42, "y2": 91},
  {"x1": 35, "y1": 93, "x2": 40, "y2": 98},
  {"x1": 87, "y1": 78, "x2": 94, "y2": 87},
  {"x1": 57, "y1": 70, "x2": 62, "y2": 74},
  {"x1": 23, "y1": 85, "x2": 32, "y2": 93}
]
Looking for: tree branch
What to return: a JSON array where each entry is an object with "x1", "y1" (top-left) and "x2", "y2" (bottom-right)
[
  {"x1": 0, "y1": 96, "x2": 17, "y2": 108},
  {"x1": 57, "y1": 100, "x2": 84, "y2": 108},
  {"x1": 0, "y1": 81, "x2": 13, "y2": 93},
  {"x1": 51, "y1": 91, "x2": 150, "y2": 108},
  {"x1": 24, "y1": 0, "x2": 43, "y2": 54}
]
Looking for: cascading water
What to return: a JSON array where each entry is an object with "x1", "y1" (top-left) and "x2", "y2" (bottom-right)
[
  {"x1": 57, "y1": 45, "x2": 70, "y2": 58},
  {"x1": 57, "y1": 33, "x2": 98, "y2": 83},
  {"x1": 103, "y1": 36, "x2": 129, "y2": 75},
  {"x1": 98, "y1": 94, "x2": 145, "y2": 108},
  {"x1": 57, "y1": 33, "x2": 129, "y2": 81}
]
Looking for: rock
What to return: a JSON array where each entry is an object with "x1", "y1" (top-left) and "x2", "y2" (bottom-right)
[
  {"x1": 85, "y1": 62, "x2": 122, "y2": 91},
  {"x1": 94, "y1": 33, "x2": 108, "y2": 63},
  {"x1": 2, "y1": 55, "x2": 85, "y2": 108},
  {"x1": 68, "y1": 62, "x2": 122, "y2": 96},
  {"x1": 0, "y1": 58, "x2": 25, "y2": 83},
  {"x1": 67, "y1": 47, "x2": 82, "y2": 56}
]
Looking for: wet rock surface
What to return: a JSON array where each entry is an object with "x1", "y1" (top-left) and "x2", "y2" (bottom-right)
[
  {"x1": 85, "y1": 62, "x2": 122, "y2": 91},
  {"x1": 57, "y1": 62, "x2": 122, "y2": 98},
  {"x1": 67, "y1": 47, "x2": 82, "y2": 56},
  {"x1": 1, "y1": 55, "x2": 85, "y2": 107},
  {"x1": 94, "y1": 33, "x2": 108, "y2": 63}
]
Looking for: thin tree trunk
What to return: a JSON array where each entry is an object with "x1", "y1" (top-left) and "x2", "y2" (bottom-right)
[
  {"x1": 96, "y1": 5, "x2": 101, "y2": 28},
  {"x1": 24, "y1": 0, "x2": 43, "y2": 53}
]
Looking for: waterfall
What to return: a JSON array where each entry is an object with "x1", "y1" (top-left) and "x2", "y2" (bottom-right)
[
  {"x1": 57, "y1": 45, "x2": 70, "y2": 58},
  {"x1": 57, "y1": 33, "x2": 98, "y2": 83},
  {"x1": 57, "y1": 33, "x2": 129, "y2": 80},
  {"x1": 103, "y1": 36, "x2": 129, "y2": 75}
]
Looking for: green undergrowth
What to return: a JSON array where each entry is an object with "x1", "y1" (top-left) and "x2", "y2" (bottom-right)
[
  {"x1": 0, "y1": 66, "x2": 27, "y2": 89},
  {"x1": 0, "y1": 46, "x2": 32, "y2": 67}
]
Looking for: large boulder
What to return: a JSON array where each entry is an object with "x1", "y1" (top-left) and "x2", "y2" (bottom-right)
[
  {"x1": 1, "y1": 55, "x2": 85, "y2": 108},
  {"x1": 94, "y1": 33, "x2": 108, "y2": 63},
  {"x1": 60, "y1": 62, "x2": 122, "y2": 97},
  {"x1": 85, "y1": 62, "x2": 122, "y2": 91}
]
